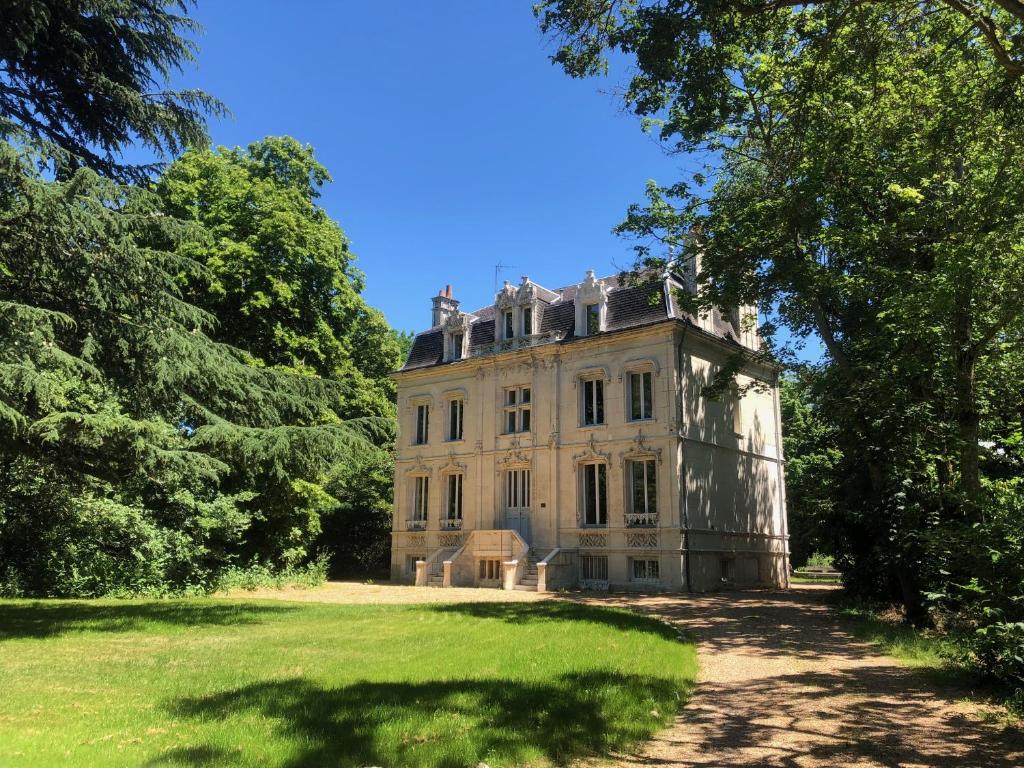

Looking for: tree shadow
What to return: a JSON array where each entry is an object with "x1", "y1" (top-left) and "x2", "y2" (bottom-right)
[
  {"x1": 581, "y1": 589, "x2": 1024, "y2": 767},
  {"x1": 154, "y1": 671, "x2": 690, "y2": 768},
  {"x1": 0, "y1": 600, "x2": 299, "y2": 640},
  {"x1": 428, "y1": 599, "x2": 680, "y2": 641}
]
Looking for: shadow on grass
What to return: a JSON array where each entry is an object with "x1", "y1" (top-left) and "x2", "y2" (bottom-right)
[
  {"x1": 428, "y1": 600, "x2": 680, "y2": 640},
  {"x1": 0, "y1": 601, "x2": 299, "y2": 640},
  {"x1": 154, "y1": 671, "x2": 689, "y2": 768}
]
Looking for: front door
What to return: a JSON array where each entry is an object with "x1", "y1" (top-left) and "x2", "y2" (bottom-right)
[
  {"x1": 504, "y1": 508, "x2": 530, "y2": 541},
  {"x1": 503, "y1": 468, "x2": 531, "y2": 542}
]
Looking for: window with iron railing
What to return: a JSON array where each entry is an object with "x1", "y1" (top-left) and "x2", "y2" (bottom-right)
[
  {"x1": 626, "y1": 459, "x2": 658, "y2": 527},
  {"x1": 444, "y1": 473, "x2": 463, "y2": 529},
  {"x1": 580, "y1": 462, "x2": 607, "y2": 526},
  {"x1": 408, "y1": 476, "x2": 428, "y2": 530}
]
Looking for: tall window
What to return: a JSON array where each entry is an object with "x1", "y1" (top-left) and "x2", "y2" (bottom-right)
[
  {"x1": 451, "y1": 332, "x2": 464, "y2": 360},
  {"x1": 580, "y1": 463, "x2": 607, "y2": 526},
  {"x1": 414, "y1": 403, "x2": 429, "y2": 445},
  {"x1": 503, "y1": 310, "x2": 514, "y2": 339},
  {"x1": 522, "y1": 307, "x2": 533, "y2": 335},
  {"x1": 411, "y1": 476, "x2": 429, "y2": 526},
  {"x1": 586, "y1": 303, "x2": 601, "y2": 335},
  {"x1": 505, "y1": 469, "x2": 531, "y2": 510},
  {"x1": 503, "y1": 386, "x2": 531, "y2": 433},
  {"x1": 581, "y1": 378, "x2": 604, "y2": 426},
  {"x1": 627, "y1": 459, "x2": 657, "y2": 526},
  {"x1": 628, "y1": 371, "x2": 654, "y2": 421},
  {"x1": 448, "y1": 398, "x2": 464, "y2": 441},
  {"x1": 445, "y1": 473, "x2": 463, "y2": 524}
]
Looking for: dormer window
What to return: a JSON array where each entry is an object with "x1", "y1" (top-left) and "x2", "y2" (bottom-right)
[
  {"x1": 574, "y1": 270, "x2": 608, "y2": 337},
  {"x1": 503, "y1": 310, "x2": 514, "y2": 340},
  {"x1": 522, "y1": 308, "x2": 533, "y2": 335},
  {"x1": 443, "y1": 311, "x2": 472, "y2": 361}
]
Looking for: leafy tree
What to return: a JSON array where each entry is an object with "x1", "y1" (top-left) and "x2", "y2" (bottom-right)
[
  {"x1": 0, "y1": 1, "x2": 396, "y2": 592},
  {"x1": 0, "y1": 144, "x2": 376, "y2": 593},
  {"x1": 778, "y1": 376, "x2": 841, "y2": 567},
  {"x1": 0, "y1": 0, "x2": 225, "y2": 182},
  {"x1": 156, "y1": 137, "x2": 402, "y2": 420},
  {"x1": 155, "y1": 137, "x2": 405, "y2": 570},
  {"x1": 537, "y1": 0, "x2": 1024, "y2": 681}
]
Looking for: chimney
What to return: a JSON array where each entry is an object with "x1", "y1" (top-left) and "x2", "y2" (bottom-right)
[{"x1": 431, "y1": 285, "x2": 460, "y2": 327}]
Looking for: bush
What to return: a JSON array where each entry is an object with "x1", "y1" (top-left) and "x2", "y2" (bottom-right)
[
  {"x1": 805, "y1": 552, "x2": 835, "y2": 569},
  {"x1": 214, "y1": 553, "x2": 329, "y2": 592}
]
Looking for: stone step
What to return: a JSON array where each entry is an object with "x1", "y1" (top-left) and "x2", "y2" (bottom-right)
[
  {"x1": 519, "y1": 577, "x2": 538, "y2": 586},
  {"x1": 513, "y1": 584, "x2": 537, "y2": 591}
]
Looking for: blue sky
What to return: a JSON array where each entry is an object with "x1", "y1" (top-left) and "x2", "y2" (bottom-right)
[
  {"x1": 173, "y1": 1, "x2": 821, "y2": 361},
  {"x1": 173, "y1": 1, "x2": 690, "y2": 331}
]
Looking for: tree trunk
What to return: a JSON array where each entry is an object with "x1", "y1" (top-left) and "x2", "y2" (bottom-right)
[{"x1": 952, "y1": 281, "x2": 981, "y2": 501}]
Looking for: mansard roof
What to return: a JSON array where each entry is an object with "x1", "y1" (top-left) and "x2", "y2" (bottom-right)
[{"x1": 399, "y1": 273, "x2": 738, "y2": 372}]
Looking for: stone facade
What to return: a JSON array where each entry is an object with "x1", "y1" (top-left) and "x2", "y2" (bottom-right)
[{"x1": 390, "y1": 271, "x2": 789, "y2": 592}]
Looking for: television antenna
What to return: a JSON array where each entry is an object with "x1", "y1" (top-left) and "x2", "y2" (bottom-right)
[{"x1": 494, "y1": 262, "x2": 516, "y2": 292}]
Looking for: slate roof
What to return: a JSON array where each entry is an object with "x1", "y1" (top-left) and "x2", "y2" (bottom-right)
[{"x1": 399, "y1": 274, "x2": 739, "y2": 372}]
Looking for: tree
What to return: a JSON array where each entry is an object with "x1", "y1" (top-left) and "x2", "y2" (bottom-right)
[
  {"x1": 0, "y1": 1, "x2": 395, "y2": 593},
  {"x1": 155, "y1": 137, "x2": 405, "y2": 571},
  {"x1": 0, "y1": 145, "x2": 377, "y2": 593},
  {"x1": 778, "y1": 375, "x2": 841, "y2": 567},
  {"x1": 0, "y1": 0, "x2": 225, "y2": 182},
  {"x1": 156, "y1": 137, "x2": 402, "y2": 420},
  {"x1": 537, "y1": 0, "x2": 1024, "y2": 629}
]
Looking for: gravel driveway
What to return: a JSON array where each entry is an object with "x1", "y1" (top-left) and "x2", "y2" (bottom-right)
[
  {"x1": 223, "y1": 581, "x2": 1021, "y2": 765},
  {"x1": 587, "y1": 585, "x2": 1024, "y2": 768}
]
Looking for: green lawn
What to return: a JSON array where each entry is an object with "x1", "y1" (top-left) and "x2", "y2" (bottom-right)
[{"x1": 0, "y1": 598, "x2": 696, "y2": 767}]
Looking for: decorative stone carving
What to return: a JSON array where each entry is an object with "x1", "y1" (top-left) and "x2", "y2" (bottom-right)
[
  {"x1": 407, "y1": 534, "x2": 426, "y2": 548},
  {"x1": 619, "y1": 430, "x2": 663, "y2": 465},
  {"x1": 439, "y1": 451, "x2": 467, "y2": 474},
  {"x1": 495, "y1": 281, "x2": 517, "y2": 310},
  {"x1": 575, "y1": 270, "x2": 606, "y2": 304},
  {"x1": 515, "y1": 276, "x2": 537, "y2": 305},
  {"x1": 573, "y1": 434, "x2": 610, "y2": 465},
  {"x1": 574, "y1": 270, "x2": 609, "y2": 337},
  {"x1": 626, "y1": 532, "x2": 659, "y2": 548},
  {"x1": 578, "y1": 532, "x2": 607, "y2": 548},
  {"x1": 498, "y1": 445, "x2": 531, "y2": 468},
  {"x1": 439, "y1": 533, "x2": 463, "y2": 548},
  {"x1": 405, "y1": 455, "x2": 432, "y2": 476}
]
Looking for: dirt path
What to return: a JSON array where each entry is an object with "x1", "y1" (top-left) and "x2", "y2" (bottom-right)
[
  {"x1": 217, "y1": 579, "x2": 548, "y2": 605},
  {"x1": 589, "y1": 586, "x2": 1023, "y2": 768}
]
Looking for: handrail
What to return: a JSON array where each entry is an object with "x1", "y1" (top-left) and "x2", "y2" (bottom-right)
[
  {"x1": 442, "y1": 538, "x2": 471, "y2": 588},
  {"x1": 502, "y1": 533, "x2": 530, "y2": 591},
  {"x1": 536, "y1": 547, "x2": 562, "y2": 593}
]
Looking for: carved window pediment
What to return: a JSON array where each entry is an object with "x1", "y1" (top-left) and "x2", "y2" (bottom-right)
[
  {"x1": 619, "y1": 431, "x2": 663, "y2": 465},
  {"x1": 573, "y1": 434, "x2": 610, "y2": 465},
  {"x1": 405, "y1": 455, "x2": 433, "y2": 477}
]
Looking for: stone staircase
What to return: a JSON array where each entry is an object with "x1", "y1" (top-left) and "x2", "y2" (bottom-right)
[
  {"x1": 513, "y1": 550, "x2": 542, "y2": 591},
  {"x1": 425, "y1": 547, "x2": 456, "y2": 587}
]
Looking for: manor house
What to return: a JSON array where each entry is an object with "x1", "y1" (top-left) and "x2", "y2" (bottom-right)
[{"x1": 390, "y1": 267, "x2": 789, "y2": 592}]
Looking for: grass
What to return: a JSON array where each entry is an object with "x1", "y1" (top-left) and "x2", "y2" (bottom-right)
[
  {"x1": 837, "y1": 603, "x2": 962, "y2": 672},
  {"x1": 0, "y1": 598, "x2": 696, "y2": 767}
]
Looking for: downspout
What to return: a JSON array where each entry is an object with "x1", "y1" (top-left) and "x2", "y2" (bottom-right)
[
  {"x1": 552, "y1": 352, "x2": 561, "y2": 549},
  {"x1": 676, "y1": 325, "x2": 693, "y2": 592},
  {"x1": 772, "y1": 369, "x2": 791, "y2": 588}
]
